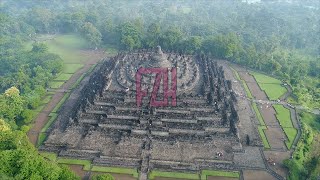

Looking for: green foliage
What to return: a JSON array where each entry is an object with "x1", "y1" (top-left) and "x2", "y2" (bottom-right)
[
  {"x1": 91, "y1": 174, "x2": 115, "y2": 180},
  {"x1": 81, "y1": 22, "x2": 102, "y2": 48},
  {"x1": 117, "y1": 22, "x2": 142, "y2": 50},
  {"x1": 0, "y1": 87, "x2": 25, "y2": 127},
  {"x1": 0, "y1": 128, "x2": 79, "y2": 179}
]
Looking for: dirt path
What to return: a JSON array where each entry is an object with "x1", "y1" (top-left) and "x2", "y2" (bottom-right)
[{"x1": 27, "y1": 50, "x2": 106, "y2": 145}]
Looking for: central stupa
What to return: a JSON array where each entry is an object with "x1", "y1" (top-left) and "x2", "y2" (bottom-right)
[{"x1": 143, "y1": 46, "x2": 172, "y2": 68}]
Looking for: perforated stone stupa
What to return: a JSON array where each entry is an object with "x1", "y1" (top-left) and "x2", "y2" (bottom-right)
[{"x1": 42, "y1": 47, "x2": 244, "y2": 177}]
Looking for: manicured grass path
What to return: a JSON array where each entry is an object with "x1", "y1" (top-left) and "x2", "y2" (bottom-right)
[{"x1": 250, "y1": 72, "x2": 287, "y2": 100}]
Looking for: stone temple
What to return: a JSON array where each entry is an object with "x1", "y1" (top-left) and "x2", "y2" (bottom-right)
[{"x1": 42, "y1": 47, "x2": 247, "y2": 178}]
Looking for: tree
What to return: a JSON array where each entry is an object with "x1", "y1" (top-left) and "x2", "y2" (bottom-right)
[
  {"x1": 0, "y1": 127, "x2": 79, "y2": 179},
  {"x1": 81, "y1": 22, "x2": 102, "y2": 48},
  {"x1": 159, "y1": 27, "x2": 183, "y2": 50},
  {"x1": 0, "y1": 87, "x2": 24, "y2": 125},
  {"x1": 117, "y1": 22, "x2": 142, "y2": 50},
  {"x1": 144, "y1": 22, "x2": 161, "y2": 48}
]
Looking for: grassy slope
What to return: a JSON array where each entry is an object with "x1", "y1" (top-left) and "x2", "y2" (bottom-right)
[
  {"x1": 273, "y1": 104, "x2": 297, "y2": 149},
  {"x1": 250, "y1": 71, "x2": 287, "y2": 100}
]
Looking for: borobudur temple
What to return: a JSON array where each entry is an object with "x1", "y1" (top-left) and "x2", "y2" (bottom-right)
[{"x1": 41, "y1": 47, "x2": 264, "y2": 178}]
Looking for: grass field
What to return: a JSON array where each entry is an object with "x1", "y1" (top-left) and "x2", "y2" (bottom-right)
[
  {"x1": 91, "y1": 166, "x2": 139, "y2": 178},
  {"x1": 273, "y1": 105, "x2": 294, "y2": 128},
  {"x1": 54, "y1": 73, "x2": 73, "y2": 81},
  {"x1": 250, "y1": 72, "x2": 282, "y2": 84},
  {"x1": 250, "y1": 71, "x2": 287, "y2": 100},
  {"x1": 273, "y1": 104, "x2": 297, "y2": 149},
  {"x1": 253, "y1": 103, "x2": 266, "y2": 126},
  {"x1": 242, "y1": 80, "x2": 253, "y2": 99},
  {"x1": 49, "y1": 81, "x2": 65, "y2": 89},
  {"x1": 258, "y1": 126, "x2": 271, "y2": 149},
  {"x1": 63, "y1": 63, "x2": 84, "y2": 74},
  {"x1": 149, "y1": 170, "x2": 199, "y2": 180},
  {"x1": 283, "y1": 128, "x2": 298, "y2": 149},
  {"x1": 57, "y1": 158, "x2": 92, "y2": 171},
  {"x1": 201, "y1": 170, "x2": 239, "y2": 180}
]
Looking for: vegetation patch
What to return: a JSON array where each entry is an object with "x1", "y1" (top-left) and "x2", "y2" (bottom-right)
[
  {"x1": 37, "y1": 133, "x2": 47, "y2": 147},
  {"x1": 283, "y1": 127, "x2": 298, "y2": 149},
  {"x1": 49, "y1": 81, "x2": 65, "y2": 89},
  {"x1": 149, "y1": 170, "x2": 199, "y2": 180},
  {"x1": 41, "y1": 95, "x2": 52, "y2": 104},
  {"x1": 250, "y1": 72, "x2": 282, "y2": 84},
  {"x1": 252, "y1": 103, "x2": 265, "y2": 126},
  {"x1": 63, "y1": 64, "x2": 84, "y2": 74},
  {"x1": 241, "y1": 81, "x2": 253, "y2": 99},
  {"x1": 201, "y1": 170, "x2": 240, "y2": 180},
  {"x1": 250, "y1": 72, "x2": 287, "y2": 100},
  {"x1": 39, "y1": 152, "x2": 58, "y2": 161},
  {"x1": 273, "y1": 105, "x2": 294, "y2": 128},
  {"x1": 258, "y1": 126, "x2": 271, "y2": 149},
  {"x1": 54, "y1": 73, "x2": 73, "y2": 81},
  {"x1": 57, "y1": 158, "x2": 92, "y2": 171},
  {"x1": 91, "y1": 166, "x2": 139, "y2": 178},
  {"x1": 300, "y1": 112, "x2": 320, "y2": 131},
  {"x1": 41, "y1": 113, "x2": 58, "y2": 133},
  {"x1": 258, "y1": 83, "x2": 287, "y2": 100}
]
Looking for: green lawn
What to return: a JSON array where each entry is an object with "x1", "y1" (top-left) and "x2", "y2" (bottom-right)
[
  {"x1": 283, "y1": 128, "x2": 298, "y2": 149},
  {"x1": 258, "y1": 83, "x2": 287, "y2": 100},
  {"x1": 63, "y1": 64, "x2": 84, "y2": 74},
  {"x1": 149, "y1": 170, "x2": 199, "y2": 180},
  {"x1": 49, "y1": 81, "x2": 65, "y2": 89},
  {"x1": 253, "y1": 103, "x2": 265, "y2": 126},
  {"x1": 201, "y1": 170, "x2": 239, "y2": 180},
  {"x1": 91, "y1": 166, "x2": 139, "y2": 178},
  {"x1": 258, "y1": 126, "x2": 271, "y2": 149},
  {"x1": 250, "y1": 71, "x2": 287, "y2": 100},
  {"x1": 250, "y1": 72, "x2": 282, "y2": 84},
  {"x1": 273, "y1": 104, "x2": 297, "y2": 149},
  {"x1": 57, "y1": 158, "x2": 92, "y2": 171},
  {"x1": 37, "y1": 133, "x2": 47, "y2": 147},
  {"x1": 242, "y1": 80, "x2": 253, "y2": 99},
  {"x1": 273, "y1": 105, "x2": 293, "y2": 128},
  {"x1": 54, "y1": 73, "x2": 73, "y2": 81}
]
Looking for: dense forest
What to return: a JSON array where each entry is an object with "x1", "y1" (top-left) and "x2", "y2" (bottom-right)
[{"x1": 0, "y1": 0, "x2": 319, "y2": 179}]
